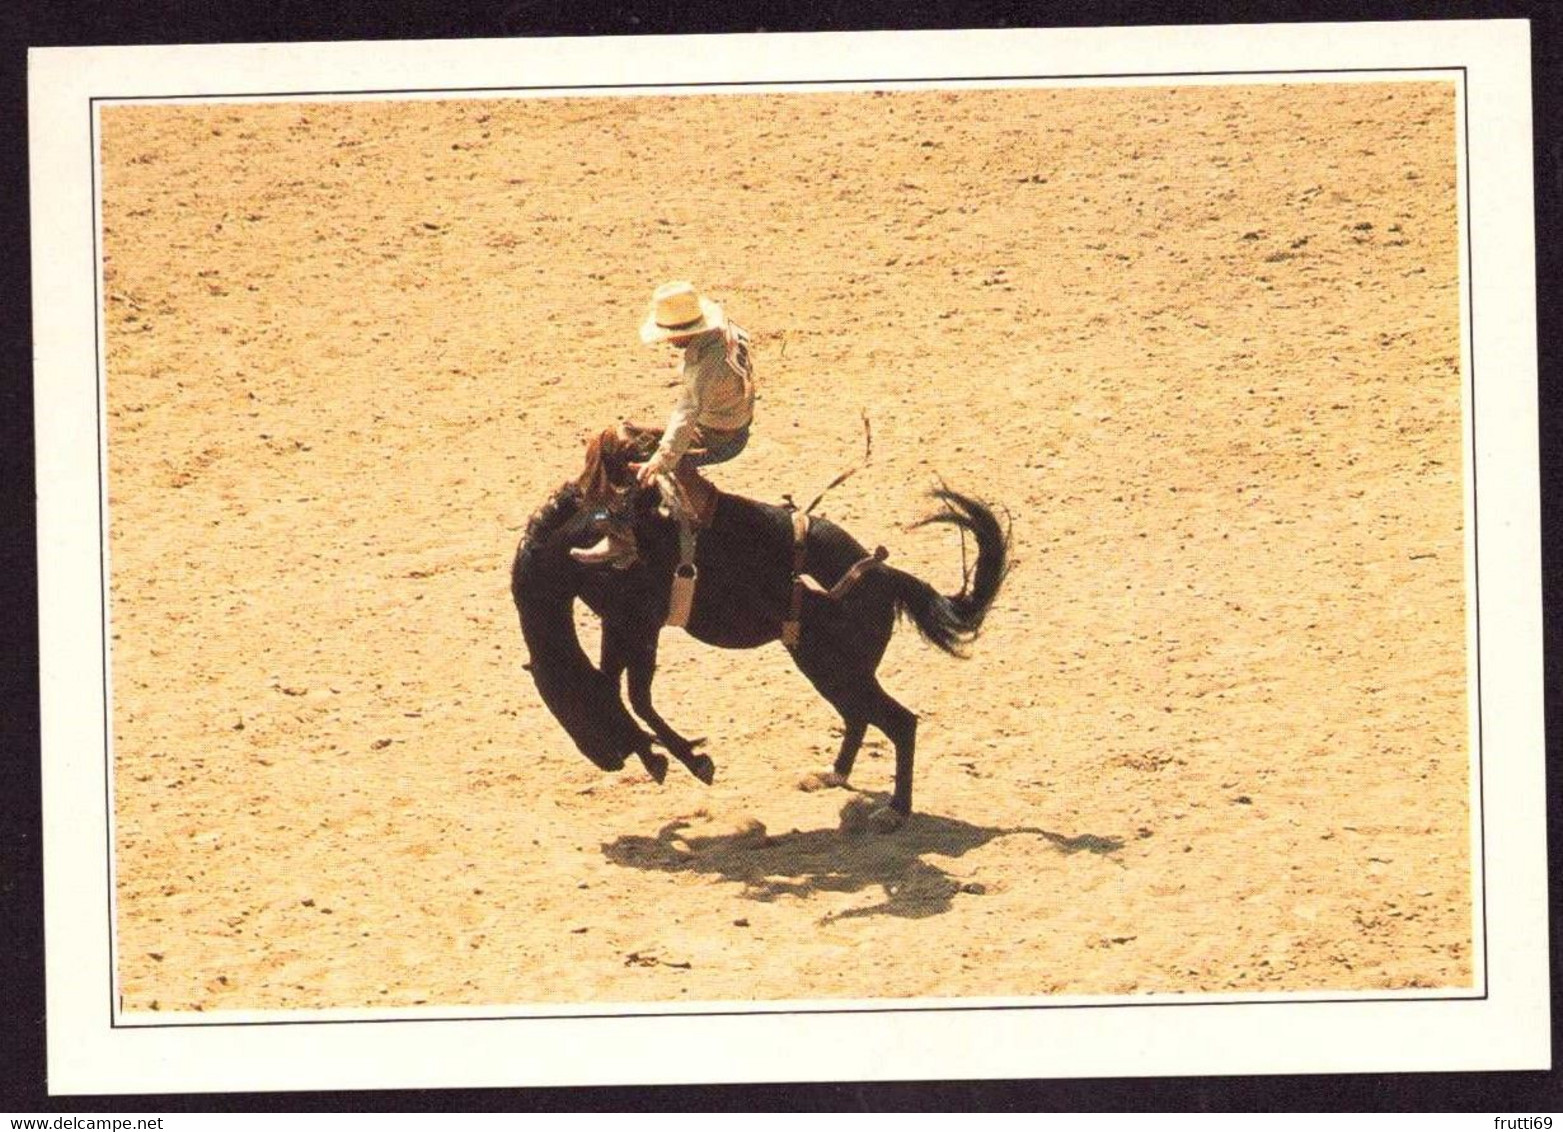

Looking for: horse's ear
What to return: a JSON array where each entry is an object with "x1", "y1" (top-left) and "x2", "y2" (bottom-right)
[{"x1": 576, "y1": 431, "x2": 607, "y2": 504}]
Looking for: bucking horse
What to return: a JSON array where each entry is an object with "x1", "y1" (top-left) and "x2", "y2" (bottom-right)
[{"x1": 509, "y1": 424, "x2": 1010, "y2": 832}]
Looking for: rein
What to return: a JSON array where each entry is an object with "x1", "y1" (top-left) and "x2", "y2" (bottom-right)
[{"x1": 802, "y1": 412, "x2": 872, "y2": 516}]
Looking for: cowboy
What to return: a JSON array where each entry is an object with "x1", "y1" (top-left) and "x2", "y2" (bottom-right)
[{"x1": 572, "y1": 281, "x2": 756, "y2": 567}]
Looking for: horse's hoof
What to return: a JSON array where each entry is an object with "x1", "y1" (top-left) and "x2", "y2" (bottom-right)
[
  {"x1": 638, "y1": 751, "x2": 669, "y2": 784},
  {"x1": 797, "y1": 770, "x2": 848, "y2": 793},
  {"x1": 684, "y1": 754, "x2": 716, "y2": 785},
  {"x1": 867, "y1": 806, "x2": 908, "y2": 835}
]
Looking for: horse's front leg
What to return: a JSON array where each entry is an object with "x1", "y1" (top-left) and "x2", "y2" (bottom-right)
[
  {"x1": 601, "y1": 625, "x2": 667, "y2": 784},
  {"x1": 623, "y1": 640, "x2": 716, "y2": 785}
]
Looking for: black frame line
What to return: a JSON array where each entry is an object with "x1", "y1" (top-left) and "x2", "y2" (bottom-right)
[
  {"x1": 85, "y1": 63, "x2": 1467, "y2": 105},
  {"x1": 84, "y1": 62, "x2": 1488, "y2": 1033},
  {"x1": 90, "y1": 93, "x2": 115, "y2": 1036},
  {"x1": 110, "y1": 990, "x2": 1490, "y2": 1032},
  {"x1": 1460, "y1": 64, "x2": 1492, "y2": 1024}
]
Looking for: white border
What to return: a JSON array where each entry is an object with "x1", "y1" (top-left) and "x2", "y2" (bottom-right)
[{"x1": 32, "y1": 22, "x2": 1546, "y2": 1095}]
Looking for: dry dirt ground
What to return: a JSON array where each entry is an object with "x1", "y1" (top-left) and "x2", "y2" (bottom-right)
[{"x1": 100, "y1": 80, "x2": 1471, "y2": 1013}]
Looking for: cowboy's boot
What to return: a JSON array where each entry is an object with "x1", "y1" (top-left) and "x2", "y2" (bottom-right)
[
  {"x1": 570, "y1": 514, "x2": 639, "y2": 569},
  {"x1": 671, "y1": 462, "x2": 719, "y2": 529}
]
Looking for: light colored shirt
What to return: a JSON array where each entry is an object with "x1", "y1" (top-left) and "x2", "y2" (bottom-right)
[{"x1": 656, "y1": 322, "x2": 755, "y2": 465}]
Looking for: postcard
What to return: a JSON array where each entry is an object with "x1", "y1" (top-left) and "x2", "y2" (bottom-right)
[{"x1": 30, "y1": 21, "x2": 1547, "y2": 1095}]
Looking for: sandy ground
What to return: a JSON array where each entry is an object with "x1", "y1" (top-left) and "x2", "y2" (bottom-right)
[{"x1": 100, "y1": 80, "x2": 1471, "y2": 1013}]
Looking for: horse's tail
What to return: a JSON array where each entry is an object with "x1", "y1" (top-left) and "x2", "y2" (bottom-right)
[{"x1": 887, "y1": 488, "x2": 1010, "y2": 658}]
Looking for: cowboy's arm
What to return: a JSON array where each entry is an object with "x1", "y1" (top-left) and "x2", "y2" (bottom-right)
[
  {"x1": 659, "y1": 387, "x2": 700, "y2": 463},
  {"x1": 644, "y1": 359, "x2": 706, "y2": 476}
]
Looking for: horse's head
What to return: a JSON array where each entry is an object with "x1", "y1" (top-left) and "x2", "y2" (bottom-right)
[{"x1": 576, "y1": 423, "x2": 663, "y2": 510}]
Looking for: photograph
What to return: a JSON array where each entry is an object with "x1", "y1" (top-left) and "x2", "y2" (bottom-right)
[{"x1": 99, "y1": 78, "x2": 1474, "y2": 1012}]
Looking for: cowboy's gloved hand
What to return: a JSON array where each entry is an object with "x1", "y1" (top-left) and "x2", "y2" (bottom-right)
[{"x1": 635, "y1": 449, "x2": 674, "y2": 487}]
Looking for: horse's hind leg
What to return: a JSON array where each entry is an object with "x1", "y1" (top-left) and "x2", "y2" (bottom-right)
[
  {"x1": 833, "y1": 717, "x2": 869, "y2": 780},
  {"x1": 826, "y1": 681, "x2": 919, "y2": 831},
  {"x1": 791, "y1": 641, "x2": 916, "y2": 828},
  {"x1": 792, "y1": 596, "x2": 898, "y2": 801},
  {"x1": 799, "y1": 717, "x2": 866, "y2": 792},
  {"x1": 868, "y1": 684, "x2": 918, "y2": 821}
]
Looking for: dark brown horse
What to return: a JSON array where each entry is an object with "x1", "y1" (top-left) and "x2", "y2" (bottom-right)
[{"x1": 510, "y1": 427, "x2": 1010, "y2": 831}]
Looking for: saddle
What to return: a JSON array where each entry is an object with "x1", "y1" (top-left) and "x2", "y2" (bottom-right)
[{"x1": 575, "y1": 420, "x2": 887, "y2": 639}]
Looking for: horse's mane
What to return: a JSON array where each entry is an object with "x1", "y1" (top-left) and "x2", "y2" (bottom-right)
[
  {"x1": 575, "y1": 424, "x2": 662, "y2": 510},
  {"x1": 514, "y1": 480, "x2": 583, "y2": 583}
]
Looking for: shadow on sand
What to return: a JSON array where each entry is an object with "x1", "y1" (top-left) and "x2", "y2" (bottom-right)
[{"x1": 601, "y1": 796, "x2": 1125, "y2": 923}]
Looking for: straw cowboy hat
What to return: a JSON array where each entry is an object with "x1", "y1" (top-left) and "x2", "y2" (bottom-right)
[{"x1": 640, "y1": 280, "x2": 725, "y2": 344}]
